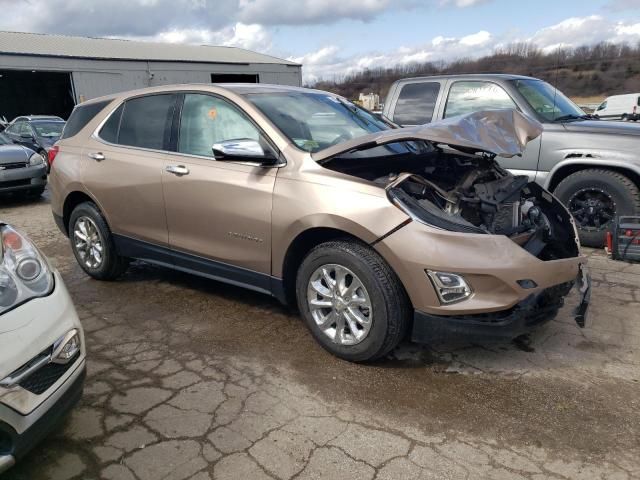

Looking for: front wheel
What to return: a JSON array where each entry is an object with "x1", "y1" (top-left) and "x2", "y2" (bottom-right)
[
  {"x1": 554, "y1": 169, "x2": 640, "y2": 247},
  {"x1": 296, "y1": 240, "x2": 410, "y2": 362},
  {"x1": 69, "y1": 202, "x2": 129, "y2": 280}
]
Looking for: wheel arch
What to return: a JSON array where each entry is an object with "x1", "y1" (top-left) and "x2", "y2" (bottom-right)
[
  {"x1": 280, "y1": 227, "x2": 364, "y2": 307},
  {"x1": 62, "y1": 190, "x2": 100, "y2": 235},
  {"x1": 546, "y1": 160, "x2": 640, "y2": 193}
]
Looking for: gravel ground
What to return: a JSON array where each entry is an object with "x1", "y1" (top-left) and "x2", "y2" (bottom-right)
[{"x1": 1, "y1": 191, "x2": 639, "y2": 480}]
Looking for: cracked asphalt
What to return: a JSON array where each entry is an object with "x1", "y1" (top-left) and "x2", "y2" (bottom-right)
[{"x1": 1, "y1": 191, "x2": 639, "y2": 480}]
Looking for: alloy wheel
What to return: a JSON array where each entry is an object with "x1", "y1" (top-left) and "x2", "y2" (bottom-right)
[
  {"x1": 73, "y1": 216, "x2": 104, "y2": 269},
  {"x1": 568, "y1": 187, "x2": 616, "y2": 231},
  {"x1": 306, "y1": 264, "x2": 372, "y2": 345}
]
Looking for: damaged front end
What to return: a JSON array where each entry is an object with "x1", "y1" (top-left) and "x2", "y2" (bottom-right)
[
  {"x1": 314, "y1": 109, "x2": 589, "y2": 332},
  {"x1": 385, "y1": 157, "x2": 580, "y2": 261}
]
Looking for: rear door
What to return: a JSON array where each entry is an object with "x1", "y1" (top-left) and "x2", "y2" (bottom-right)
[
  {"x1": 162, "y1": 92, "x2": 277, "y2": 286},
  {"x1": 82, "y1": 93, "x2": 176, "y2": 247},
  {"x1": 440, "y1": 80, "x2": 541, "y2": 178}
]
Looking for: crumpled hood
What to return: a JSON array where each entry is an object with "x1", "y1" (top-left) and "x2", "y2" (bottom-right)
[
  {"x1": 563, "y1": 119, "x2": 640, "y2": 137},
  {"x1": 0, "y1": 144, "x2": 31, "y2": 164},
  {"x1": 313, "y1": 109, "x2": 543, "y2": 162}
]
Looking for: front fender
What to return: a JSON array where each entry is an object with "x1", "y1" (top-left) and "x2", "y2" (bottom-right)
[
  {"x1": 271, "y1": 177, "x2": 410, "y2": 277},
  {"x1": 544, "y1": 157, "x2": 640, "y2": 190}
]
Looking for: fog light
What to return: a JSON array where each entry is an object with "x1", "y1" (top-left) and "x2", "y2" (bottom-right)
[
  {"x1": 52, "y1": 329, "x2": 81, "y2": 364},
  {"x1": 426, "y1": 270, "x2": 472, "y2": 304}
]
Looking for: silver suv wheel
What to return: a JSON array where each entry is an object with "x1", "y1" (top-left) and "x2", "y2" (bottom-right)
[
  {"x1": 306, "y1": 263, "x2": 372, "y2": 345},
  {"x1": 73, "y1": 216, "x2": 104, "y2": 269}
]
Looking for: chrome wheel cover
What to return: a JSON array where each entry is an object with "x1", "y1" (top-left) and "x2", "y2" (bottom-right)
[
  {"x1": 307, "y1": 264, "x2": 372, "y2": 346},
  {"x1": 73, "y1": 216, "x2": 104, "y2": 269}
]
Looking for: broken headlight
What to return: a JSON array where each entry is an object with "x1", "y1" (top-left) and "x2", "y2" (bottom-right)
[{"x1": 0, "y1": 224, "x2": 54, "y2": 315}]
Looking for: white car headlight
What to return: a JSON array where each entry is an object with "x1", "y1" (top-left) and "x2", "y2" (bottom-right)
[
  {"x1": 29, "y1": 152, "x2": 44, "y2": 166},
  {"x1": 0, "y1": 224, "x2": 53, "y2": 315}
]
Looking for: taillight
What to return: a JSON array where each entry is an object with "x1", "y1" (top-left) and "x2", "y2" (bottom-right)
[{"x1": 47, "y1": 145, "x2": 59, "y2": 167}]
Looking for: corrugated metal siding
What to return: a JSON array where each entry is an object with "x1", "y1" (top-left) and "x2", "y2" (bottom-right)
[
  {"x1": 0, "y1": 31, "x2": 299, "y2": 66},
  {"x1": 0, "y1": 53, "x2": 302, "y2": 102}
]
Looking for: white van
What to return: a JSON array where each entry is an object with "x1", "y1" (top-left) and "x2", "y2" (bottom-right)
[{"x1": 594, "y1": 93, "x2": 640, "y2": 121}]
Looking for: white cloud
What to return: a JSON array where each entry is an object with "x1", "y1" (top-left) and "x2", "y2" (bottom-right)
[
  {"x1": 439, "y1": 0, "x2": 490, "y2": 6},
  {"x1": 296, "y1": 15, "x2": 640, "y2": 84},
  {"x1": 460, "y1": 30, "x2": 491, "y2": 46}
]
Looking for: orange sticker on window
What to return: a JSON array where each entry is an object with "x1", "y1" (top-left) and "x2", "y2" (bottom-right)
[{"x1": 207, "y1": 108, "x2": 217, "y2": 120}]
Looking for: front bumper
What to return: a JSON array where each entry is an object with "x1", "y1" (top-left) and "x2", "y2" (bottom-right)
[
  {"x1": 0, "y1": 270, "x2": 85, "y2": 474},
  {"x1": 0, "y1": 164, "x2": 47, "y2": 193},
  {"x1": 412, "y1": 267, "x2": 591, "y2": 343},
  {"x1": 374, "y1": 220, "x2": 588, "y2": 316},
  {"x1": 0, "y1": 364, "x2": 85, "y2": 471}
]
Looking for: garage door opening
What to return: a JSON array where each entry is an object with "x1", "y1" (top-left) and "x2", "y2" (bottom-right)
[
  {"x1": 0, "y1": 70, "x2": 75, "y2": 122},
  {"x1": 211, "y1": 73, "x2": 259, "y2": 83}
]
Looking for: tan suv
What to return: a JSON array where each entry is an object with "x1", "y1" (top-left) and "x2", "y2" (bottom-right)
[{"x1": 49, "y1": 84, "x2": 590, "y2": 362}]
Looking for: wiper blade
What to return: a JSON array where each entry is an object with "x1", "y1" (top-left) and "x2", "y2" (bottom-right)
[{"x1": 554, "y1": 114, "x2": 596, "y2": 122}]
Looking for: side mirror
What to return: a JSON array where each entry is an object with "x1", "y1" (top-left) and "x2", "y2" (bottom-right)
[{"x1": 212, "y1": 139, "x2": 277, "y2": 165}]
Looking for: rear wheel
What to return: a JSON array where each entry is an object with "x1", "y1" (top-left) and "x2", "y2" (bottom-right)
[
  {"x1": 296, "y1": 240, "x2": 410, "y2": 362},
  {"x1": 554, "y1": 169, "x2": 640, "y2": 247},
  {"x1": 69, "y1": 202, "x2": 129, "y2": 280}
]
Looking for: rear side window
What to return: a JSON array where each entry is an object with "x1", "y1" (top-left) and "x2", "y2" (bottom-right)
[
  {"x1": 99, "y1": 104, "x2": 124, "y2": 144},
  {"x1": 61, "y1": 100, "x2": 111, "y2": 139},
  {"x1": 393, "y1": 82, "x2": 441, "y2": 125},
  {"x1": 118, "y1": 94, "x2": 176, "y2": 150}
]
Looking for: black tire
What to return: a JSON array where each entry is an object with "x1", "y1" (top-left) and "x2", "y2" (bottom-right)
[
  {"x1": 295, "y1": 239, "x2": 410, "y2": 362},
  {"x1": 69, "y1": 202, "x2": 129, "y2": 280},
  {"x1": 554, "y1": 169, "x2": 640, "y2": 247},
  {"x1": 622, "y1": 114, "x2": 628, "y2": 122}
]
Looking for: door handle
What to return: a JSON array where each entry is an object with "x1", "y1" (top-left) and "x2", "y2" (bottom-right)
[
  {"x1": 88, "y1": 152, "x2": 105, "y2": 161},
  {"x1": 165, "y1": 165, "x2": 190, "y2": 176}
]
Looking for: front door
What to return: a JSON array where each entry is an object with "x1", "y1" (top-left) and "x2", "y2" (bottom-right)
[
  {"x1": 81, "y1": 93, "x2": 177, "y2": 247},
  {"x1": 162, "y1": 93, "x2": 277, "y2": 289}
]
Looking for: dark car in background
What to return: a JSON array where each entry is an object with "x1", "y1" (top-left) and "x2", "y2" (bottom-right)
[
  {"x1": 0, "y1": 132, "x2": 47, "y2": 198},
  {"x1": 3, "y1": 116, "x2": 65, "y2": 164}
]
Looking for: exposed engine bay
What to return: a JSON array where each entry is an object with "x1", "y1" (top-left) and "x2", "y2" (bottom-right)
[{"x1": 323, "y1": 146, "x2": 579, "y2": 260}]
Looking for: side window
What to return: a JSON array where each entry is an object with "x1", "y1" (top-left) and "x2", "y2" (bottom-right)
[
  {"x1": 178, "y1": 93, "x2": 261, "y2": 158},
  {"x1": 62, "y1": 100, "x2": 111, "y2": 139},
  {"x1": 6, "y1": 122, "x2": 22, "y2": 135},
  {"x1": 99, "y1": 104, "x2": 124, "y2": 144},
  {"x1": 393, "y1": 82, "x2": 441, "y2": 125},
  {"x1": 444, "y1": 81, "x2": 516, "y2": 118},
  {"x1": 637, "y1": 97, "x2": 640, "y2": 107},
  {"x1": 118, "y1": 94, "x2": 176, "y2": 150}
]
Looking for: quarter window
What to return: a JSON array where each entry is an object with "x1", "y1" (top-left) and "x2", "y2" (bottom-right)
[
  {"x1": 178, "y1": 94, "x2": 261, "y2": 158},
  {"x1": 444, "y1": 81, "x2": 516, "y2": 118},
  {"x1": 118, "y1": 94, "x2": 176, "y2": 150},
  {"x1": 393, "y1": 82, "x2": 441, "y2": 125},
  {"x1": 99, "y1": 104, "x2": 124, "y2": 144}
]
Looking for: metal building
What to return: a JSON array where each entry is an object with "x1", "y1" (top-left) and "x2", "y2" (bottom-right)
[{"x1": 0, "y1": 31, "x2": 302, "y2": 121}]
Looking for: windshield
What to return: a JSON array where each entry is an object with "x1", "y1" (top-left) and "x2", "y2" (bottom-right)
[
  {"x1": 0, "y1": 132, "x2": 10, "y2": 145},
  {"x1": 245, "y1": 91, "x2": 390, "y2": 152},
  {"x1": 511, "y1": 79, "x2": 585, "y2": 122},
  {"x1": 32, "y1": 121, "x2": 65, "y2": 138}
]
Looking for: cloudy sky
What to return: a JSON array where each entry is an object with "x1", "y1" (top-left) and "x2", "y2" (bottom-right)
[{"x1": 2, "y1": 0, "x2": 640, "y2": 82}]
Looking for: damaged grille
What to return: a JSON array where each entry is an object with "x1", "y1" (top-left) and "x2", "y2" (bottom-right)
[{"x1": 455, "y1": 281, "x2": 573, "y2": 325}]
